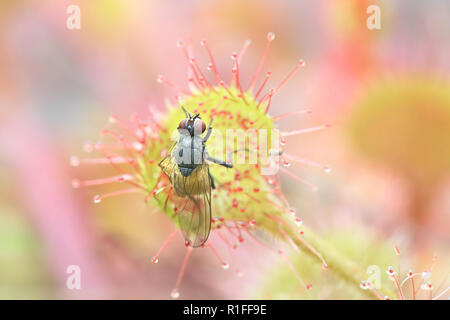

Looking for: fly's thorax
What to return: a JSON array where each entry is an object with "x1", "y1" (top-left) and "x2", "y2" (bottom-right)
[{"x1": 173, "y1": 135, "x2": 205, "y2": 165}]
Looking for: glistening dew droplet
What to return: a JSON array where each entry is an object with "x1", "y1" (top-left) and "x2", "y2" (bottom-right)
[
  {"x1": 93, "y1": 195, "x2": 101, "y2": 204},
  {"x1": 70, "y1": 156, "x2": 80, "y2": 167},
  {"x1": 170, "y1": 288, "x2": 180, "y2": 299},
  {"x1": 72, "y1": 179, "x2": 80, "y2": 189}
]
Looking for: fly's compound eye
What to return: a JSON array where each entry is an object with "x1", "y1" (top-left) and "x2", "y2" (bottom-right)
[
  {"x1": 194, "y1": 119, "x2": 206, "y2": 134},
  {"x1": 178, "y1": 119, "x2": 188, "y2": 130}
]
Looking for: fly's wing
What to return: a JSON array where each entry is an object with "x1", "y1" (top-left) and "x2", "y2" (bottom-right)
[
  {"x1": 159, "y1": 144, "x2": 212, "y2": 248},
  {"x1": 159, "y1": 142, "x2": 177, "y2": 183},
  {"x1": 177, "y1": 163, "x2": 212, "y2": 248}
]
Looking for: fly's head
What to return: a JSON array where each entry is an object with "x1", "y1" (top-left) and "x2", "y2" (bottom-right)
[{"x1": 178, "y1": 106, "x2": 206, "y2": 136}]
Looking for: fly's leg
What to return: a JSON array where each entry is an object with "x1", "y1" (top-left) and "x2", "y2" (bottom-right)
[
  {"x1": 207, "y1": 148, "x2": 250, "y2": 169},
  {"x1": 209, "y1": 171, "x2": 216, "y2": 189},
  {"x1": 207, "y1": 166, "x2": 216, "y2": 189},
  {"x1": 207, "y1": 155, "x2": 233, "y2": 168},
  {"x1": 203, "y1": 118, "x2": 214, "y2": 143}
]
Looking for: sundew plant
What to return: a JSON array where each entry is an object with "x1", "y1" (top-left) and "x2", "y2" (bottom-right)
[{"x1": 71, "y1": 33, "x2": 445, "y2": 299}]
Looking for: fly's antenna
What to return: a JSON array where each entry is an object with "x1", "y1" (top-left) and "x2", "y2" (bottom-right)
[
  {"x1": 181, "y1": 106, "x2": 191, "y2": 119},
  {"x1": 193, "y1": 113, "x2": 201, "y2": 120}
]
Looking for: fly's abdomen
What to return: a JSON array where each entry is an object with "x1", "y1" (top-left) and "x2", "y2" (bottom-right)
[
  {"x1": 178, "y1": 164, "x2": 195, "y2": 177},
  {"x1": 173, "y1": 163, "x2": 210, "y2": 196}
]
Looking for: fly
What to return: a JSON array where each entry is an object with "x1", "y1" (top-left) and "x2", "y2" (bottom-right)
[{"x1": 159, "y1": 106, "x2": 233, "y2": 247}]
